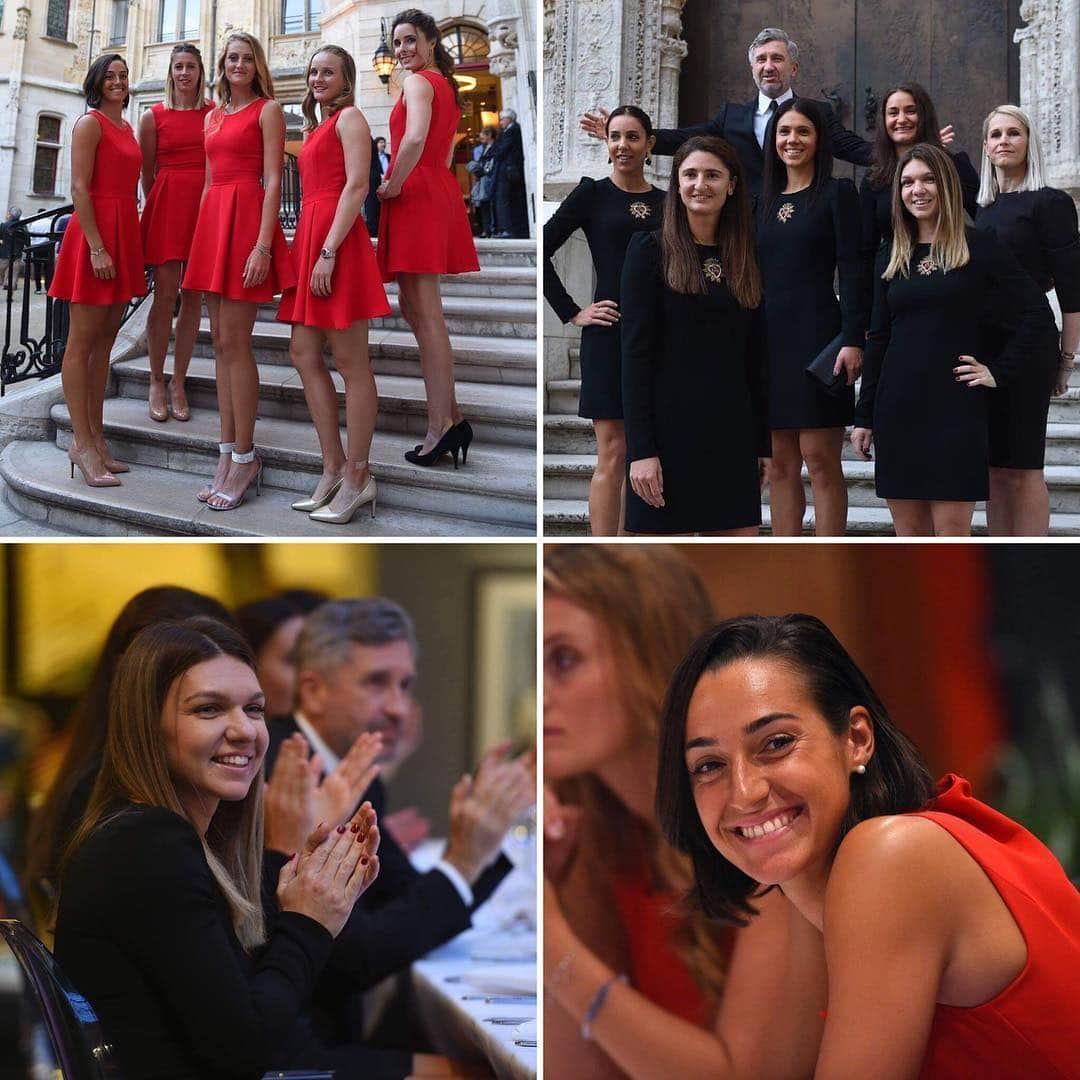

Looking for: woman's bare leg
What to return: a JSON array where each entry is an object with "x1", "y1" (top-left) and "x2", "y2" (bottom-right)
[
  {"x1": 589, "y1": 419, "x2": 626, "y2": 537},
  {"x1": 988, "y1": 466, "x2": 1049, "y2": 536},
  {"x1": 291, "y1": 323, "x2": 345, "y2": 500},
  {"x1": 799, "y1": 427, "x2": 848, "y2": 536},
  {"x1": 325, "y1": 320, "x2": 377, "y2": 512},
  {"x1": 929, "y1": 500, "x2": 976, "y2": 537},
  {"x1": 887, "y1": 499, "x2": 935, "y2": 536},
  {"x1": 766, "y1": 429, "x2": 805, "y2": 536},
  {"x1": 147, "y1": 260, "x2": 181, "y2": 417},
  {"x1": 170, "y1": 286, "x2": 202, "y2": 416}
]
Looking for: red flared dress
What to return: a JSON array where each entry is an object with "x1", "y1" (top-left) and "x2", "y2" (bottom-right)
[
  {"x1": 182, "y1": 98, "x2": 295, "y2": 302},
  {"x1": 49, "y1": 110, "x2": 146, "y2": 305},
  {"x1": 910, "y1": 775, "x2": 1080, "y2": 1079},
  {"x1": 376, "y1": 69, "x2": 479, "y2": 282},
  {"x1": 277, "y1": 109, "x2": 390, "y2": 329},
  {"x1": 140, "y1": 101, "x2": 213, "y2": 266}
]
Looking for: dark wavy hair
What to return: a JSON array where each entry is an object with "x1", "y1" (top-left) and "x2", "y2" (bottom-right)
[
  {"x1": 392, "y1": 9, "x2": 461, "y2": 107},
  {"x1": 656, "y1": 614, "x2": 935, "y2": 926},
  {"x1": 605, "y1": 104, "x2": 653, "y2": 139},
  {"x1": 867, "y1": 83, "x2": 943, "y2": 191},
  {"x1": 83, "y1": 52, "x2": 129, "y2": 109},
  {"x1": 760, "y1": 97, "x2": 834, "y2": 212},
  {"x1": 661, "y1": 135, "x2": 762, "y2": 307}
]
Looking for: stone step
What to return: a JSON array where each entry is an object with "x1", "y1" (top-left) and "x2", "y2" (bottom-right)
[
  {"x1": 470, "y1": 238, "x2": 536, "y2": 266},
  {"x1": 51, "y1": 399, "x2": 535, "y2": 529},
  {"x1": 114, "y1": 356, "x2": 536, "y2": 448},
  {"x1": 543, "y1": 453, "x2": 595, "y2": 501},
  {"x1": 1, "y1": 440, "x2": 528, "y2": 537},
  {"x1": 546, "y1": 379, "x2": 579, "y2": 415},
  {"x1": 541, "y1": 497, "x2": 1080, "y2": 537},
  {"x1": 383, "y1": 266, "x2": 536, "y2": 298},
  {"x1": 543, "y1": 414, "x2": 595, "y2": 454},
  {"x1": 191, "y1": 322, "x2": 536, "y2": 386}
]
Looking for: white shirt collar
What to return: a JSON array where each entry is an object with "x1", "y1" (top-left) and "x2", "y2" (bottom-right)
[
  {"x1": 757, "y1": 87, "x2": 794, "y2": 115},
  {"x1": 293, "y1": 711, "x2": 340, "y2": 773}
]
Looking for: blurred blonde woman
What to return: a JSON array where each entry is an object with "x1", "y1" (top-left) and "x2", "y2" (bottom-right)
[
  {"x1": 543, "y1": 545, "x2": 800, "y2": 1079},
  {"x1": 975, "y1": 104, "x2": 1080, "y2": 536}
]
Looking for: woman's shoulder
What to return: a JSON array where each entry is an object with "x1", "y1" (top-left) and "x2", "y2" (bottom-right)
[
  {"x1": 1034, "y1": 185, "x2": 1079, "y2": 223},
  {"x1": 75, "y1": 804, "x2": 201, "y2": 867},
  {"x1": 626, "y1": 227, "x2": 661, "y2": 258}
]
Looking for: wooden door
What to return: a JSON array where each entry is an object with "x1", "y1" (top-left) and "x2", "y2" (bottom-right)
[{"x1": 678, "y1": 1, "x2": 1021, "y2": 183}]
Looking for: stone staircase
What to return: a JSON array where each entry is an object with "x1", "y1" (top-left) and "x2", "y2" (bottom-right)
[
  {"x1": 544, "y1": 356, "x2": 1080, "y2": 536},
  {"x1": 1, "y1": 240, "x2": 537, "y2": 537}
]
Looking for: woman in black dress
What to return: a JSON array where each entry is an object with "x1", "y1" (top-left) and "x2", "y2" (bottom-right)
[
  {"x1": 543, "y1": 105, "x2": 664, "y2": 536},
  {"x1": 52, "y1": 616, "x2": 409, "y2": 1080},
  {"x1": 977, "y1": 104, "x2": 1080, "y2": 536},
  {"x1": 757, "y1": 99, "x2": 867, "y2": 536},
  {"x1": 620, "y1": 135, "x2": 768, "y2": 535},
  {"x1": 860, "y1": 83, "x2": 978, "y2": 264},
  {"x1": 852, "y1": 144, "x2": 1053, "y2": 536}
]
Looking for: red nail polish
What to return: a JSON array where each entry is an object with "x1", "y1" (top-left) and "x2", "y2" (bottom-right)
[
  {"x1": 361, "y1": 856, "x2": 369, "y2": 865},
  {"x1": 350, "y1": 823, "x2": 360, "y2": 833},
  {"x1": 358, "y1": 832, "x2": 366, "y2": 842},
  {"x1": 336, "y1": 825, "x2": 346, "y2": 834}
]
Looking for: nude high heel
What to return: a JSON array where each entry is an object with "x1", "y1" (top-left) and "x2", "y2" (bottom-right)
[{"x1": 68, "y1": 444, "x2": 121, "y2": 487}]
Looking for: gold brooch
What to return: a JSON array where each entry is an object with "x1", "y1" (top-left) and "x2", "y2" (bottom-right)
[
  {"x1": 629, "y1": 201, "x2": 651, "y2": 219},
  {"x1": 777, "y1": 202, "x2": 796, "y2": 223},
  {"x1": 917, "y1": 255, "x2": 936, "y2": 276},
  {"x1": 702, "y1": 258, "x2": 724, "y2": 283}
]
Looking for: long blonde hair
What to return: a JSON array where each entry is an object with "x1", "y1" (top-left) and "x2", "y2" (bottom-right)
[
  {"x1": 215, "y1": 32, "x2": 275, "y2": 105},
  {"x1": 300, "y1": 45, "x2": 357, "y2": 132},
  {"x1": 164, "y1": 42, "x2": 207, "y2": 109},
  {"x1": 544, "y1": 544, "x2": 730, "y2": 998},
  {"x1": 977, "y1": 104, "x2": 1047, "y2": 207},
  {"x1": 884, "y1": 143, "x2": 970, "y2": 280},
  {"x1": 63, "y1": 617, "x2": 267, "y2": 951}
]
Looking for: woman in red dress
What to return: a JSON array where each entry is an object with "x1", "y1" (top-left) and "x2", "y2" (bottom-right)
[
  {"x1": 658, "y1": 614, "x2": 1080, "y2": 1078},
  {"x1": 278, "y1": 46, "x2": 390, "y2": 524},
  {"x1": 138, "y1": 43, "x2": 213, "y2": 423},
  {"x1": 377, "y1": 9, "x2": 480, "y2": 467},
  {"x1": 49, "y1": 54, "x2": 146, "y2": 487},
  {"x1": 183, "y1": 32, "x2": 295, "y2": 511}
]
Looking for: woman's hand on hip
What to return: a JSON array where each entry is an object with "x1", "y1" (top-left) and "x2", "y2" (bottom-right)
[
  {"x1": 570, "y1": 300, "x2": 620, "y2": 328},
  {"x1": 954, "y1": 355, "x2": 997, "y2": 389}
]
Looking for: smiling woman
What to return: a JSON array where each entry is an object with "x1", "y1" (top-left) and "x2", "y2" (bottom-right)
[{"x1": 657, "y1": 613, "x2": 1080, "y2": 1078}]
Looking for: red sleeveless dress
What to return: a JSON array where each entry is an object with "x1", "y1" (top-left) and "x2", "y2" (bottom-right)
[
  {"x1": 277, "y1": 109, "x2": 389, "y2": 329},
  {"x1": 910, "y1": 775, "x2": 1080, "y2": 1079},
  {"x1": 182, "y1": 98, "x2": 295, "y2": 301},
  {"x1": 49, "y1": 110, "x2": 146, "y2": 304},
  {"x1": 140, "y1": 101, "x2": 212, "y2": 266},
  {"x1": 376, "y1": 69, "x2": 479, "y2": 282}
]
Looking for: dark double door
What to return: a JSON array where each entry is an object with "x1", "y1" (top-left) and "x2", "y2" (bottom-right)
[{"x1": 678, "y1": 0, "x2": 1022, "y2": 181}]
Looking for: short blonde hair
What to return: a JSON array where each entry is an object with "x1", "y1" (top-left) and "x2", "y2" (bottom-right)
[
  {"x1": 884, "y1": 143, "x2": 970, "y2": 281},
  {"x1": 216, "y1": 32, "x2": 275, "y2": 105},
  {"x1": 977, "y1": 104, "x2": 1046, "y2": 207}
]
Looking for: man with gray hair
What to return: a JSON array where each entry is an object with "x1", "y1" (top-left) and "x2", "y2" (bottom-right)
[
  {"x1": 581, "y1": 27, "x2": 871, "y2": 196},
  {"x1": 491, "y1": 107, "x2": 529, "y2": 237},
  {"x1": 263, "y1": 596, "x2": 533, "y2": 1043}
]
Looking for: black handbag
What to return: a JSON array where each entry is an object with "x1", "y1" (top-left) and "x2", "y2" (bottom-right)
[{"x1": 805, "y1": 332, "x2": 850, "y2": 396}]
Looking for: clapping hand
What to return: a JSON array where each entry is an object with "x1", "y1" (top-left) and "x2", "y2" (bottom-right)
[{"x1": 276, "y1": 801, "x2": 381, "y2": 938}]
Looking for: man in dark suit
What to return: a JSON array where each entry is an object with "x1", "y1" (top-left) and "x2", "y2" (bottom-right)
[
  {"x1": 364, "y1": 136, "x2": 384, "y2": 237},
  {"x1": 263, "y1": 597, "x2": 533, "y2": 1044},
  {"x1": 582, "y1": 27, "x2": 872, "y2": 196},
  {"x1": 490, "y1": 109, "x2": 530, "y2": 237}
]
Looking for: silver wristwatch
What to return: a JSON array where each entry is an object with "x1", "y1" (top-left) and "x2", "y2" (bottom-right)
[{"x1": 319, "y1": 247, "x2": 337, "y2": 260}]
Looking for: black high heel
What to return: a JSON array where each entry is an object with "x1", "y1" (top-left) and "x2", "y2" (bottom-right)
[
  {"x1": 456, "y1": 420, "x2": 473, "y2": 465},
  {"x1": 405, "y1": 425, "x2": 462, "y2": 468}
]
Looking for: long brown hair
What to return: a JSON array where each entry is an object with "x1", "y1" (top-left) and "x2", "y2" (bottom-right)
[
  {"x1": 867, "y1": 83, "x2": 943, "y2": 191},
  {"x1": 391, "y1": 8, "x2": 461, "y2": 107},
  {"x1": 544, "y1": 545, "x2": 730, "y2": 998},
  {"x1": 300, "y1": 45, "x2": 357, "y2": 132},
  {"x1": 64, "y1": 617, "x2": 267, "y2": 951},
  {"x1": 215, "y1": 32, "x2": 274, "y2": 106},
  {"x1": 884, "y1": 143, "x2": 969, "y2": 280},
  {"x1": 661, "y1": 136, "x2": 762, "y2": 308},
  {"x1": 164, "y1": 42, "x2": 207, "y2": 109}
]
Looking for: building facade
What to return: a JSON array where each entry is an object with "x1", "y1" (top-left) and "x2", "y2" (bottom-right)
[{"x1": 0, "y1": 0, "x2": 536, "y2": 231}]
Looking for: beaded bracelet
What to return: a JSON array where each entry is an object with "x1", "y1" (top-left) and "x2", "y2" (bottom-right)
[
  {"x1": 581, "y1": 973, "x2": 627, "y2": 1041},
  {"x1": 253, "y1": 242, "x2": 271, "y2": 257}
]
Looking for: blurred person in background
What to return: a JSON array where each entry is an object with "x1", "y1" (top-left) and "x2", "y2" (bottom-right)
[
  {"x1": 467, "y1": 126, "x2": 498, "y2": 237},
  {"x1": 543, "y1": 545, "x2": 797, "y2": 1079}
]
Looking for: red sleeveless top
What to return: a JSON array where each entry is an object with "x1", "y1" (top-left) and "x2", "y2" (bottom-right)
[{"x1": 910, "y1": 775, "x2": 1080, "y2": 1079}]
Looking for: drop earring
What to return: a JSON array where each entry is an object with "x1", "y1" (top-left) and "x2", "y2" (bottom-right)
[{"x1": 646, "y1": 155, "x2": 652, "y2": 164}]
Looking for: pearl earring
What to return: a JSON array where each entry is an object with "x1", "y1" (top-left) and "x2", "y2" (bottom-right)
[{"x1": 854, "y1": 764, "x2": 867, "y2": 774}]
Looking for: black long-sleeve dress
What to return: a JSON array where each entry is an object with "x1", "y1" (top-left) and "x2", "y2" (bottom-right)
[
  {"x1": 854, "y1": 227, "x2": 1055, "y2": 501},
  {"x1": 55, "y1": 804, "x2": 410, "y2": 1080},
  {"x1": 859, "y1": 151, "x2": 981, "y2": 266},
  {"x1": 976, "y1": 186, "x2": 1080, "y2": 468},
  {"x1": 620, "y1": 231, "x2": 769, "y2": 534},
  {"x1": 756, "y1": 176, "x2": 868, "y2": 429},
  {"x1": 543, "y1": 176, "x2": 665, "y2": 418}
]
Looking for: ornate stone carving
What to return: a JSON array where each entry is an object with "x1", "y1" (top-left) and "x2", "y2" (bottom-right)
[{"x1": 14, "y1": 2, "x2": 31, "y2": 40}]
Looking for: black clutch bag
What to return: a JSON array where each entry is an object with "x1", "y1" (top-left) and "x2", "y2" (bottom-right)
[{"x1": 805, "y1": 333, "x2": 850, "y2": 396}]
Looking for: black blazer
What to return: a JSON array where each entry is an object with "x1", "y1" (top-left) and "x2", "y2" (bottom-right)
[
  {"x1": 490, "y1": 121, "x2": 525, "y2": 184},
  {"x1": 653, "y1": 96, "x2": 873, "y2": 196},
  {"x1": 265, "y1": 715, "x2": 513, "y2": 1041}
]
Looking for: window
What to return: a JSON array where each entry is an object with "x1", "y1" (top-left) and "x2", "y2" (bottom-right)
[
  {"x1": 33, "y1": 116, "x2": 62, "y2": 196},
  {"x1": 441, "y1": 23, "x2": 489, "y2": 64},
  {"x1": 158, "y1": 0, "x2": 199, "y2": 43},
  {"x1": 46, "y1": 0, "x2": 70, "y2": 40},
  {"x1": 109, "y1": 0, "x2": 129, "y2": 45},
  {"x1": 281, "y1": 0, "x2": 320, "y2": 34}
]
